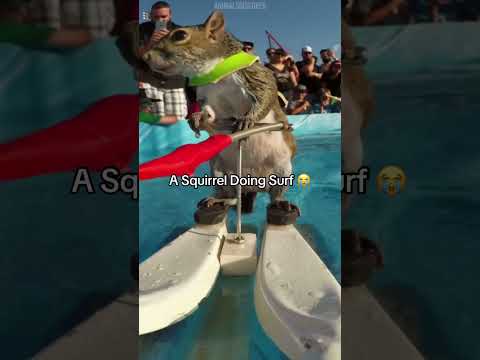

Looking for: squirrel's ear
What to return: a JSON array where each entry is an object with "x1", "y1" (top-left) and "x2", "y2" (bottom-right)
[{"x1": 203, "y1": 11, "x2": 225, "y2": 41}]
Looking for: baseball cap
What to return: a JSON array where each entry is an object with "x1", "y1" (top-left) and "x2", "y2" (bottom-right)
[
  {"x1": 296, "y1": 84, "x2": 308, "y2": 92},
  {"x1": 302, "y1": 46, "x2": 313, "y2": 53}
]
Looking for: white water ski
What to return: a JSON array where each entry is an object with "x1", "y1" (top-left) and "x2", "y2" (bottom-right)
[
  {"x1": 254, "y1": 224, "x2": 341, "y2": 360},
  {"x1": 139, "y1": 221, "x2": 227, "y2": 335}
]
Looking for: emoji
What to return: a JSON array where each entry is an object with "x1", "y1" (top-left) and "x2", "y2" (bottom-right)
[
  {"x1": 376, "y1": 166, "x2": 406, "y2": 197},
  {"x1": 297, "y1": 173, "x2": 311, "y2": 188}
]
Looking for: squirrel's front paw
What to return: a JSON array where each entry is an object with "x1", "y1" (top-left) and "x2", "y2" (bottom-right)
[
  {"x1": 236, "y1": 116, "x2": 256, "y2": 131},
  {"x1": 202, "y1": 105, "x2": 216, "y2": 123},
  {"x1": 188, "y1": 105, "x2": 216, "y2": 135},
  {"x1": 187, "y1": 112, "x2": 202, "y2": 135}
]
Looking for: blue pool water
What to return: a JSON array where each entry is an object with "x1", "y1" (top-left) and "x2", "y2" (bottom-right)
[
  {"x1": 139, "y1": 114, "x2": 341, "y2": 359},
  {"x1": 346, "y1": 23, "x2": 480, "y2": 360},
  {"x1": 345, "y1": 70, "x2": 480, "y2": 359}
]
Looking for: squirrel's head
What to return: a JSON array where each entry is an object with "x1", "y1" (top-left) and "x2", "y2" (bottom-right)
[{"x1": 143, "y1": 11, "x2": 242, "y2": 77}]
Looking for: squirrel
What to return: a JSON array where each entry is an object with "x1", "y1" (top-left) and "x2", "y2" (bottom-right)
[{"x1": 142, "y1": 11, "x2": 297, "y2": 211}]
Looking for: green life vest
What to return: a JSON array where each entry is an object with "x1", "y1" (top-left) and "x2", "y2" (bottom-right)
[{"x1": 189, "y1": 51, "x2": 259, "y2": 87}]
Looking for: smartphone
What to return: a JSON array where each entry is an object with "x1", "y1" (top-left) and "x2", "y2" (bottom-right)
[{"x1": 155, "y1": 20, "x2": 167, "y2": 31}]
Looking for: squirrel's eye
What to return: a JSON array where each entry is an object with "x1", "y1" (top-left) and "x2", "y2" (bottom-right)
[{"x1": 170, "y1": 30, "x2": 189, "y2": 43}]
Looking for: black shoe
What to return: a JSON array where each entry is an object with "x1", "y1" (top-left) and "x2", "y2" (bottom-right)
[{"x1": 266, "y1": 201, "x2": 300, "y2": 225}]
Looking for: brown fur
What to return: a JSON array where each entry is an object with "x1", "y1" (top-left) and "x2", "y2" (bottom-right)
[
  {"x1": 143, "y1": 11, "x2": 297, "y2": 204},
  {"x1": 145, "y1": 11, "x2": 296, "y2": 157},
  {"x1": 342, "y1": 19, "x2": 375, "y2": 128}
]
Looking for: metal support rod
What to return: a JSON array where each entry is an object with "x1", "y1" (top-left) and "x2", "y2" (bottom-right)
[
  {"x1": 229, "y1": 122, "x2": 285, "y2": 243},
  {"x1": 230, "y1": 123, "x2": 284, "y2": 142},
  {"x1": 235, "y1": 139, "x2": 244, "y2": 242}
]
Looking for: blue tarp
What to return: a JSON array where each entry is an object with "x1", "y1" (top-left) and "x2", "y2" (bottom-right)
[{"x1": 352, "y1": 22, "x2": 480, "y2": 78}]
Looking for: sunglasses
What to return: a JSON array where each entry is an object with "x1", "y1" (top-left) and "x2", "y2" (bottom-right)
[{"x1": 303, "y1": 51, "x2": 312, "y2": 54}]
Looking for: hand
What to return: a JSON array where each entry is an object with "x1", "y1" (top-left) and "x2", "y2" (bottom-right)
[
  {"x1": 202, "y1": 105, "x2": 216, "y2": 124},
  {"x1": 148, "y1": 29, "x2": 169, "y2": 46},
  {"x1": 302, "y1": 101, "x2": 311, "y2": 111},
  {"x1": 188, "y1": 112, "x2": 202, "y2": 136}
]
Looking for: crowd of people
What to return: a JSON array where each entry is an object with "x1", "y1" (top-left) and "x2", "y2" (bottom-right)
[
  {"x1": 344, "y1": 0, "x2": 479, "y2": 26},
  {"x1": 137, "y1": 1, "x2": 341, "y2": 126},
  {"x1": 258, "y1": 45, "x2": 341, "y2": 115},
  {"x1": 1, "y1": 0, "x2": 341, "y2": 123}
]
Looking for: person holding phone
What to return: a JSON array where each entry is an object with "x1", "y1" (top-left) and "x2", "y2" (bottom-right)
[
  {"x1": 287, "y1": 85, "x2": 312, "y2": 115},
  {"x1": 137, "y1": 1, "x2": 188, "y2": 125},
  {"x1": 138, "y1": 2, "x2": 176, "y2": 56},
  {"x1": 265, "y1": 48, "x2": 298, "y2": 101}
]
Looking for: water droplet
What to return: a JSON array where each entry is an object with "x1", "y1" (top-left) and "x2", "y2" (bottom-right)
[
  {"x1": 266, "y1": 261, "x2": 281, "y2": 276},
  {"x1": 156, "y1": 265, "x2": 164, "y2": 271},
  {"x1": 172, "y1": 272, "x2": 182, "y2": 277},
  {"x1": 142, "y1": 272, "x2": 152, "y2": 278},
  {"x1": 168, "y1": 279, "x2": 179, "y2": 286},
  {"x1": 308, "y1": 290, "x2": 324, "y2": 298}
]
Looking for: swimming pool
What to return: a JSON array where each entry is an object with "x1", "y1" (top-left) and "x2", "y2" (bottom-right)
[
  {"x1": 139, "y1": 114, "x2": 341, "y2": 359},
  {"x1": 345, "y1": 54, "x2": 480, "y2": 359}
]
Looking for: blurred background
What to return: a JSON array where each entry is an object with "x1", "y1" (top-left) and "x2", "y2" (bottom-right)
[
  {"x1": 0, "y1": 1, "x2": 138, "y2": 359},
  {"x1": 343, "y1": 1, "x2": 480, "y2": 359}
]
